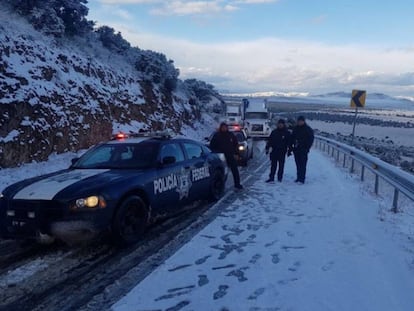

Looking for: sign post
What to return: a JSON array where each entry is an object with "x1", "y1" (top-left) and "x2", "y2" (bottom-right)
[{"x1": 350, "y1": 90, "x2": 366, "y2": 145}]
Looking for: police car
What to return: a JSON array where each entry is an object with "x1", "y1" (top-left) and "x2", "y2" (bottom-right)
[{"x1": 0, "y1": 132, "x2": 227, "y2": 244}]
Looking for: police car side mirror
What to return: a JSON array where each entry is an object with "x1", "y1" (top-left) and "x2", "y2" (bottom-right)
[
  {"x1": 162, "y1": 156, "x2": 176, "y2": 166},
  {"x1": 71, "y1": 158, "x2": 79, "y2": 166}
]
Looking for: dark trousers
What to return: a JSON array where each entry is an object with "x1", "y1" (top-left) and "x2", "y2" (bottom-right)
[
  {"x1": 269, "y1": 154, "x2": 286, "y2": 181},
  {"x1": 294, "y1": 151, "x2": 308, "y2": 182},
  {"x1": 226, "y1": 155, "x2": 241, "y2": 186}
]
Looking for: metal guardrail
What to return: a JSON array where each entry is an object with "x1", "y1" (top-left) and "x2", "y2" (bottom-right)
[{"x1": 315, "y1": 135, "x2": 414, "y2": 211}]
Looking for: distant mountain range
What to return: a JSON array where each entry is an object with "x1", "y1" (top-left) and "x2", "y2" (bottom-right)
[{"x1": 221, "y1": 91, "x2": 414, "y2": 110}]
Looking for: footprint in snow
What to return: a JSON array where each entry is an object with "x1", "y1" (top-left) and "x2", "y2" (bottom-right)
[
  {"x1": 278, "y1": 278, "x2": 299, "y2": 285},
  {"x1": 213, "y1": 285, "x2": 230, "y2": 300},
  {"x1": 226, "y1": 267, "x2": 249, "y2": 282},
  {"x1": 281, "y1": 246, "x2": 306, "y2": 252},
  {"x1": 201, "y1": 235, "x2": 216, "y2": 239},
  {"x1": 271, "y1": 253, "x2": 280, "y2": 264},
  {"x1": 247, "y1": 287, "x2": 266, "y2": 300},
  {"x1": 212, "y1": 264, "x2": 237, "y2": 270},
  {"x1": 165, "y1": 300, "x2": 191, "y2": 311},
  {"x1": 322, "y1": 261, "x2": 335, "y2": 272},
  {"x1": 288, "y1": 261, "x2": 301, "y2": 272},
  {"x1": 247, "y1": 234, "x2": 257, "y2": 242},
  {"x1": 265, "y1": 240, "x2": 278, "y2": 248},
  {"x1": 198, "y1": 274, "x2": 209, "y2": 287},
  {"x1": 222, "y1": 225, "x2": 244, "y2": 235},
  {"x1": 168, "y1": 264, "x2": 192, "y2": 272},
  {"x1": 195, "y1": 255, "x2": 211, "y2": 265},
  {"x1": 249, "y1": 253, "x2": 261, "y2": 264},
  {"x1": 155, "y1": 288, "x2": 193, "y2": 301},
  {"x1": 286, "y1": 231, "x2": 295, "y2": 237}
]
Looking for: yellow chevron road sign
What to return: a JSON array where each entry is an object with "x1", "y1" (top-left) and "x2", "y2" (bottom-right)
[{"x1": 351, "y1": 90, "x2": 366, "y2": 108}]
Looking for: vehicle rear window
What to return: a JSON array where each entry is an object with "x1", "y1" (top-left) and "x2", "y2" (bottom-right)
[
  {"x1": 73, "y1": 142, "x2": 158, "y2": 169},
  {"x1": 183, "y1": 143, "x2": 203, "y2": 159}
]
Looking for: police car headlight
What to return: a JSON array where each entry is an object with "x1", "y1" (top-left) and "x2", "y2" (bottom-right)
[
  {"x1": 0, "y1": 193, "x2": 3, "y2": 199},
  {"x1": 75, "y1": 196, "x2": 105, "y2": 209},
  {"x1": 238, "y1": 145, "x2": 245, "y2": 151}
]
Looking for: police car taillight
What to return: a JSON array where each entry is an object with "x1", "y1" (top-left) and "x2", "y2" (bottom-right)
[{"x1": 114, "y1": 132, "x2": 128, "y2": 140}]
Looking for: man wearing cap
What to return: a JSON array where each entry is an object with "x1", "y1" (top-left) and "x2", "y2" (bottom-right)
[
  {"x1": 265, "y1": 119, "x2": 291, "y2": 183},
  {"x1": 210, "y1": 123, "x2": 243, "y2": 190},
  {"x1": 291, "y1": 116, "x2": 314, "y2": 184}
]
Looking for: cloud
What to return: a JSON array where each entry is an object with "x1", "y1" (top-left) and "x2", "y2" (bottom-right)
[
  {"x1": 100, "y1": 0, "x2": 161, "y2": 3},
  {"x1": 150, "y1": 1, "x2": 238, "y2": 16},
  {"x1": 108, "y1": 24, "x2": 414, "y2": 95},
  {"x1": 98, "y1": 0, "x2": 276, "y2": 16},
  {"x1": 310, "y1": 14, "x2": 327, "y2": 25},
  {"x1": 233, "y1": 0, "x2": 277, "y2": 3}
]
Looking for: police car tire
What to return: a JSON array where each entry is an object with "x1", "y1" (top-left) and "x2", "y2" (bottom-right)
[
  {"x1": 112, "y1": 195, "x2": 149, "y2": 245},
  {"x1": 209, "y1": 171, "x2": 225, "y2": 202}
]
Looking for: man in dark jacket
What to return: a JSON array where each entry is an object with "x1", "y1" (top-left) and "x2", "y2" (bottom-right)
[
  {"x1": 291, "y1": 116, "x2": 314, "y2": 184},
  {"x1": 210, "y1": 123, "x2": 243, "y2": 189},
  {"x1": 265, "y1": 119, "x2": 291, "y2": 183}
]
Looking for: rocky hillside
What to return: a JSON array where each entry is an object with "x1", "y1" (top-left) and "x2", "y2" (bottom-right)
[{"x1": 0, "y1": 5, "x2": 222, "y2": 168}]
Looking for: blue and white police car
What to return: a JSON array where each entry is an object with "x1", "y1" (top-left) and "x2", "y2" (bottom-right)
[{"x1": 0, "y1": 132, "x2": 227, "y2": 244}]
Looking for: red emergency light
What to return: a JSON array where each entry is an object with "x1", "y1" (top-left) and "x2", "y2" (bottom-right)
[{"x1": 114, "y1": 132, "x2": 128, "y2": 140}]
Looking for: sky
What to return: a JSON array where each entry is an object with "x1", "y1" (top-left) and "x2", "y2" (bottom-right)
[{"x1": 87, "y1": 0, "x2": 414, "y2": 96}]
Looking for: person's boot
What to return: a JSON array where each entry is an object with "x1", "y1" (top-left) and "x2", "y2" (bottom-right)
[
  {"x1": 235, "y1": 184, "x2": 244, "y2": 190},
  {"x1": 265, "y1": 178, "x2": 274, "y2": 183}
]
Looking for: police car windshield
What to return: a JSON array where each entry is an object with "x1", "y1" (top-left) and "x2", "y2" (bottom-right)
[{"x1": 73, "y1": 142, "x2": 158, "y2": 169}]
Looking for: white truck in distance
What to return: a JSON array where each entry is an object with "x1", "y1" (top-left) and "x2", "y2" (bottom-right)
[
  {"x1": 220, "y1": 101, "x2": 243, "y2": 126},
  {"x1": 244, "y1": 101, "x2": 271, "y2": 138}
]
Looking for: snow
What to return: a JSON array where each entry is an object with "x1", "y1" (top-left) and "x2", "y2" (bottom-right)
[
  {"x1": 0, "y1": 130, "x2": 20, "y2": 143},
  {"x1": 112, "y1": 150, "x2": 414, "y2": 311},
  {"x1": 309, "y1": 120, "x2": 414, "y2": 147},
  {"x1": 179, "y1": 113, "x2": 218, "y2": 142},
  {"x1": 112, "y1": 120, "x2": 148, "y2": 135},
  {"x1": 0, "y1": 259, "x2": 49, "y2": 287}
]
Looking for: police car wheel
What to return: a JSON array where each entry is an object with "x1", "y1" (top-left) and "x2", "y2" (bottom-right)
[
  {"x1": 113, "y1": 196, "x2": 149, "y2": 244},
  {"x1": 209, "y1": 171, "x2": 225, "y2": 202}
]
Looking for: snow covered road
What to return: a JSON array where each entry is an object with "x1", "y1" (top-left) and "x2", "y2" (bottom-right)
[{"x1": 113, "y1": 150, "x2": 414, "y2": 311}]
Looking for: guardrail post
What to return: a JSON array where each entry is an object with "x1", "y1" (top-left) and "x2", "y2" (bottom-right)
[
  {"x1": 343, "y1": 154, "x2": 346, "y2": 167},
  {"x1": 361, "y1": 165, "x2": 365, "y2": 181},
  {"x1": 392, "y1": 189, "x2": 399, "y2": 213},
  {"x1": 350, "y1": 159, "x2": 355, "y2": 173},
  {"x1": 336, "y1": 150, "x2": 340, "y2": 162},
  {"x1": 374, "y1": 175, "x2": 379, "y2": 195}
]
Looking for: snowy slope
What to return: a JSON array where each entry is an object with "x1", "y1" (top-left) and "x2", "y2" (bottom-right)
[
  {"x1": 113, "y1": 151, "x2": 414, "y2": 311},
  {"x1": 0, "y1": 9, "x2": 222, "y2": 168}
]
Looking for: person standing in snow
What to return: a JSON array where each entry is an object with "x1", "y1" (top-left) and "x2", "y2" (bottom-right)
[
  {"x1": 210, "y1": 122, "x2": 243, "y2": 190},
  {"x1": 291, "y1": 116, "x2": 314, "y2": 184},
  {"x1": 265, "y1": 119, "x2": 291, "y2": 183}
]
